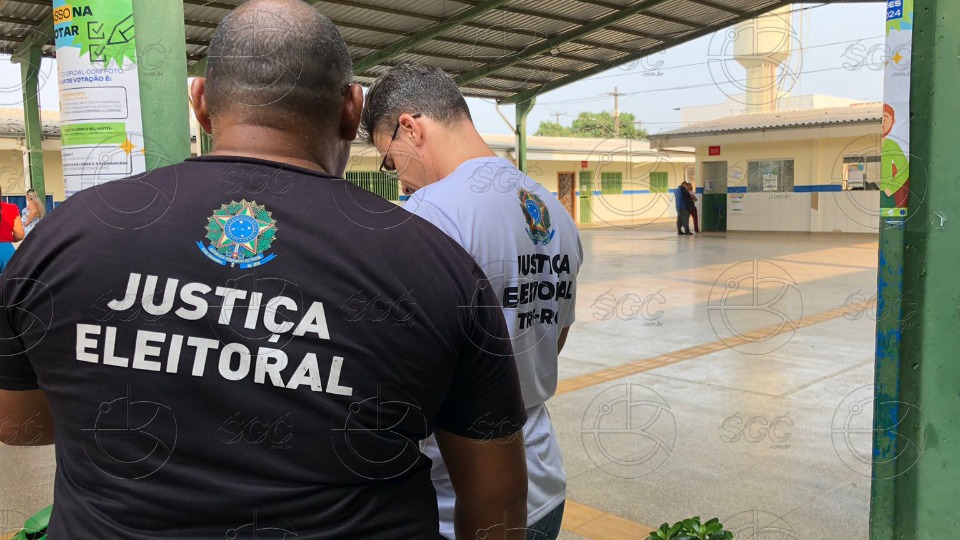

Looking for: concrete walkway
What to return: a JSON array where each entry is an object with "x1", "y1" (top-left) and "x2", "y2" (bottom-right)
[{"x1": 555, "y1": 225, "x2": 877, "y2": 539}]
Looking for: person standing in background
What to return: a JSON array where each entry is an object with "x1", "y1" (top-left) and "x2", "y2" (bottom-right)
[
  {"x1": 0, "y1": 187, "x2": 25, "y2": 272},
  {"x1": 21, "y1": 189, "x2": 45, "y2": 237},
  {"x1": 676, "y1": 182, "x2": 692, "y2": 235},
  {"x1": 686, "y1": 182, "x2": 700, "y2": 234}
]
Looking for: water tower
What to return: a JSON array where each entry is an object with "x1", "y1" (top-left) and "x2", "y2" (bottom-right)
[{"x1": 734, "y1": 5, "x2": 795, "y2": 113}]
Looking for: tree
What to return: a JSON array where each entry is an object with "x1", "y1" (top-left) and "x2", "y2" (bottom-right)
[
  {"x1": 534, "y1": 111, "x2": 648, "y2": 139},
  {"x1": 533, "y1": 121, "x2": 573, "y2": 137}
]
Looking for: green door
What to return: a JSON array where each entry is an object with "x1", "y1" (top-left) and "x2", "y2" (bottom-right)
[
  {"x1": 701, "y1": 161, "x2": 728, "y2": 232},
  {"x1": 579, "y1": 171, "x2": 593, "y2": 224}
]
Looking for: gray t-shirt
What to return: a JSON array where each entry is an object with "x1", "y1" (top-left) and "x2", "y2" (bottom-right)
[{"x1": 403, "y1": 156, "x2": 582, "y2": 537}]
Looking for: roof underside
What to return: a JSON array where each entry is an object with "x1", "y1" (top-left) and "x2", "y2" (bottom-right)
[{"x1": 2, "y1": 0, "x2": 871, "y2": 103}]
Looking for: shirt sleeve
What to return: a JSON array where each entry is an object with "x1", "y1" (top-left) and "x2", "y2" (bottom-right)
[
  {"x1": 434, "y1": 263, "x2": 526, "y2": 440},
  {"x1": 0, "y1": 264, "x2": 43, "y2": 391}
]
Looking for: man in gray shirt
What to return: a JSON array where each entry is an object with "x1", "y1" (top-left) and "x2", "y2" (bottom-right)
[{"x1": 362, "y1": 62, "x2": 582, "y2": 540}]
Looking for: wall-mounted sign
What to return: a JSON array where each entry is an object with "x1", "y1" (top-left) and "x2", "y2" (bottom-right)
[
  {"x1": 729, "y1": 194, "x2": 744, "y2": 214},
  {"x1": 709, "y1": 146, "x2": 721, "y2": 156},
  {"x1": 762, "y1": 173, "x2": 778, "y2": 192}
]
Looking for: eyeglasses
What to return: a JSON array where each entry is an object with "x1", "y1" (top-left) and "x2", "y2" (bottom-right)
[{"x1": 379, "y1": 113, "x2": 422, "y2": 173}]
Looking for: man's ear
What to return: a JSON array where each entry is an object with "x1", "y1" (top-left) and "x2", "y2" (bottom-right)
[
  {"x1": 190, "y1": 77, "x2": 213, "y2": 135},
  {"x1": 340, "y1": 83, "x2": 363, "y2": 141},
  {"x1": 397, "y1": 112, "x2": 424, "y2": 147}
]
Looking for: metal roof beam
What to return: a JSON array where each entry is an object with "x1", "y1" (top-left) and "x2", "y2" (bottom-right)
[
  {"x1": 1, "y1": 15, "x2": 39, "y2": 26},
  {"x1": 572, "y1": 0, "x2": 699, "y2": 27},
  {"x1": 4, "y1": 0, "x2": 50, "y2": 6},
  {"x1": 313, "y1": 0, "x2": 450, "y2": 22},
  {"x1": 346, "y1": 41, "x2": 571, "y2": 81},
  {"x1": 315, "y1": 5, "x2": 627, "y2": 66},
  {"x1": 327, "y1": 19, "x2": 610, "y2": 68},
  {"x1": 313, "y1": 0, "x2": 660, "y2": 62},
  {"x1": 456, "y1": 0, "x2": 673, "y2": 86},
  {"x1": 317, "y1": 0, "x2": 665, "y2": 44},
  {"x1": 11, "y1": 16, "x2": 51, "y2": 61},
  {"x1": 328, "y1": 0, "x2": 512, "y2": 73},
  {"x1": 453, "y1": 0, "x2": 665, "y2": 42},
  {"x1": 184, "y1": 15, "x2": 604, "y2": 66},
  {"x1": 181, "y1": 0, "x2": 638, "y2": 68},
  {"x1": 682, "y1": 0, "x2": 747, "y2": 16},
  {"x1": 181, "y1": 0, "x2": 236, "y2": 11},
  {"x1": 500, "y1": 0, "x2": 794, "y2": 104}
]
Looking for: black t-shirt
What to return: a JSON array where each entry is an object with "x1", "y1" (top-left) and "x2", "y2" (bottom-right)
[{"x1": 0, "y1": 156, "x2": 525, "y2": 539}]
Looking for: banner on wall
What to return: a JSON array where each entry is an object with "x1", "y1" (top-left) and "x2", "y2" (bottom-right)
[
  {"x1": 880, "y1": 0, "x2": 912, "y2": 218},
  {"x1": 729, "y1": 194, "x2": 744, "y2": 214},
  {"x1": 53, "y1": 0, "x2": 145, "y2": 197}
]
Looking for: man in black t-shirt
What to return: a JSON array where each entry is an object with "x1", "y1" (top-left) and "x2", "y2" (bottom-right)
[{"x1": 0, "y1": 1, "x2": 527, "y2": 538}]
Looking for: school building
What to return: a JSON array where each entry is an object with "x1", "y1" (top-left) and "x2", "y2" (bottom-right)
[
  {"x1": 650, "y1": 100, "x2": 884, "y2": 234},
  {"x1": 0, "y1": 108, "x2": 696, "y2": 227}
]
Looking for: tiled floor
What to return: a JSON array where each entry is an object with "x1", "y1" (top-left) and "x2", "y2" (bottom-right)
[
  {"x1": 554, "y1": 225, "x2": 878, "y2": 540},
  {"x1": 1, "y1": 225, "x2": 880, "y2": 539}
]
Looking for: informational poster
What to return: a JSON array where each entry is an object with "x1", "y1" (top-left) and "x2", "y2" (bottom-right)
[
  {"x1": 880, "y1": 0, "x2": 912, "y2": 218},
  {"x1": 729, "y1": 194, "x2": 744, "y2": 214},
  {"x1": 847, "y1": 165, "x2": 865, "y2": 189},
  {"x1": 762, "y1": 173, "x2": 778, "y2": 192},
  {"x1": 53, "y1": 0, "x2": 145, "y2": 197}
]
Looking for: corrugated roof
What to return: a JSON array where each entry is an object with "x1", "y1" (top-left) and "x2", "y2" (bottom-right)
[
  {"x1": 2, "y1": 0, "x2": 796, "y2": 102},
  {"x1": 0, "y1": 108, "x2": 60, "y2": 138},
  {"x1": 650, "y1": 102, "x2": 882, "y2": 139}
]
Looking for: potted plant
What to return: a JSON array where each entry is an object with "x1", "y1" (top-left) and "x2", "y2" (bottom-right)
[{"x1": 646, "y1": 516, "x2": 734, "y2": 540}]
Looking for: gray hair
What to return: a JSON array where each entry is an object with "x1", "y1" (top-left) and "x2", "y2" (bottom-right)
[
  {"x1": 361, "y1": 62, "x2": 472, "y2": 144},
  {"x1": 204, "y1": 0, "x2": 352, "y2": 128}
]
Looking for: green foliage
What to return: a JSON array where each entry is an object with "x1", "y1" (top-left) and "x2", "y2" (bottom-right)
[
  {"x1": 534, "y1": 121, "x2": 574, "y2": 137},
  {"x1": 535, "y1": 111, "x2": 649, "y2": 140},
  {"x1": 646, "y1": 516, "x2": 734, "y2": 540}
]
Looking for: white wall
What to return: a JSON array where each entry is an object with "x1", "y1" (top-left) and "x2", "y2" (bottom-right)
[{"x1": 727, "y1": 191, "x2": 880, "y2": 233}]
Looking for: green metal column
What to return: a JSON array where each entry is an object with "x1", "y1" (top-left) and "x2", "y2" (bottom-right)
[
  {"x1": 131, "y1": 0, "x2": 190, "y2": 170},
  {"x1": 871, "y1": 0, "x2": 960, "y2": 537},
  {"x1": 18, "y1": 45, "x2": 46, "y2": 202},
  {"x1": 869, "y1": 177, "x2": 904, "y2": 538},
  {"x1": 515, "y1": 96, "x2": 535, "y2": 173}
]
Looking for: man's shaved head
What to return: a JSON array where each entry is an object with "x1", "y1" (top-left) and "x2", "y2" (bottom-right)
[{"x1": 204, "y1": 0, "x2": 352, "y2": 130}]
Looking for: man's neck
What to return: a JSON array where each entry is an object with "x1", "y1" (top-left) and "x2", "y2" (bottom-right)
[
  {"x1": 433, "y1": 124, "x2": 498, "y2": 181},
  {"x1": 208, "y1": 124, "x2": 343, "y2": 175}
]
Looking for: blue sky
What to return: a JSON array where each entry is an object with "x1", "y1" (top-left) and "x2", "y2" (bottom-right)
[
  {"x1": 466, "y1": 2, "x2": 887, "y2": 135},
  {"x1": 1, "y1": 2, "x2": 886, "y2": 135}
]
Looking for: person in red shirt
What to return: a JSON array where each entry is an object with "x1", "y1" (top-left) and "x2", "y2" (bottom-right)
[{"x1": 0, "y1": 187, "x2": 25, "y2": 273}]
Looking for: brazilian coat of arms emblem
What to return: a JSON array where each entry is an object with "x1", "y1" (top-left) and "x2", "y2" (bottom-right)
[
  {"x1": 198, "y1": 199, "x2": 278, "y2": 268},
  {"x1": 518, "y1": 189, "x2": 555, "y2": 245}
]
